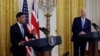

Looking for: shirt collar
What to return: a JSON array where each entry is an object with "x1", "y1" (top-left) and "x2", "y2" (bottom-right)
[
  {"x1": 17, "y1": 22, "x2": 23, "y2": 27},
  {"x1": 81, "y1": 17, "x2": 86, "y2": 21}
]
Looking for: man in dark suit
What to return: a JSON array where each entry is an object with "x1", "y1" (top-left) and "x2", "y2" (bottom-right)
[
  {"x1": 72, "y1": 9, "x2": 91, "y2": 56},
  {"x1": 10, "y1": 12, "x2": 36, "y2": 56}
]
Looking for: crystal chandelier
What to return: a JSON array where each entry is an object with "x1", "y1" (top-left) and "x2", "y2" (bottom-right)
[{"x1": 39, "y1": 0, "x2": 56, "y2": 13}]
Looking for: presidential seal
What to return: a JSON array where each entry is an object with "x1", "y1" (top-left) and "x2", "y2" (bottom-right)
[{"x1": 48, "y1": 36, "x2": 56, "y2": 46}]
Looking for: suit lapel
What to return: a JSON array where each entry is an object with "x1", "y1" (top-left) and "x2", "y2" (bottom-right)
[
  {"x1": 16, "y1": 23, "x2": 23, "y2": 38},
  {"x1": 79, "y1": 17, "x2": 82, "y2": 29}
]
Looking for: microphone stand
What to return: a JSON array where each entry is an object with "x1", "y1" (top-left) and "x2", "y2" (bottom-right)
[
  {"x1": 95, "y1": 26, "x2": 100, "y2": 36},
  {"x1": 92, "y1": 23, "x2": 100, "y2": 36}
]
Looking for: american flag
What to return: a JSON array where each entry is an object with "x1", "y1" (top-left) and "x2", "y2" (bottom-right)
[
  {"x1": 22, "y1": 0, "x2": 29, "y2": 24},
  {"x1": 22, "y1": 0, "x2": 40, "y2": 56}
]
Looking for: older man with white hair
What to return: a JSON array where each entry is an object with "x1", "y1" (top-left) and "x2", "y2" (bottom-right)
[{"x1": 71, "y1": 8, "x2": 91, "y2": 56}]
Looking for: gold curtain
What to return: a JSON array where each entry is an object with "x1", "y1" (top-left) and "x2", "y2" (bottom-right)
[
  {"x1": 57, "y1": 0, "x2": 86, "y2": 56},
  {"x1": 0, "y1": 0, "x2": 18, "y2": 56}
]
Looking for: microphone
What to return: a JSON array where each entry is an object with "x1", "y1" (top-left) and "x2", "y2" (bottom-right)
[
  {"x1": 92, "y1": 23, "x2": 99, "y2": 30},
  {"x1": 39, "y1": 27, "x2": 49, "y2": 34}
]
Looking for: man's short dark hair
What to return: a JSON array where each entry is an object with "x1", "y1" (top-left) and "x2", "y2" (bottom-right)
[{"x1": 16, "y1": 12, "x2": 25, "y2": 19}]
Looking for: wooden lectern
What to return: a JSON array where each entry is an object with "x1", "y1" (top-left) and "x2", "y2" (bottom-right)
[
  {"x1": 24, "y1": 36, "x2": 62, "y2": 56},
  {"x1": 79, "y1": 32, "x2": 100, "y2": 56}
]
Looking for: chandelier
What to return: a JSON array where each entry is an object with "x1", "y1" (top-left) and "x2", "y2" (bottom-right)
[{"x1": 39, "y1": 0, "x2": 56, "y2": 13}]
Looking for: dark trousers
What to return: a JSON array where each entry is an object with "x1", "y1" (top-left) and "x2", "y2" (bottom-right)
[
  {"x1": 11, "y1": 47, "x2": 26, "y2": 56},
  {"x1": 12, "y1": 53, "x2": 26, "y2": 56},
  {"x1": 12, "y1": 51, "x2": 26, "y2": 56},
  {"x1": 73, "y1": 40, "x2": 87, "y2": 56}
]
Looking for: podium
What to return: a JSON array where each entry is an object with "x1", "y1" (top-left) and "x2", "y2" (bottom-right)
[
  {"x1": 24, "y1": 36, "x2": 62, "y2": 56},
  {"x1": 79, "y1": 32, "x2": 100, "y2": 56}
]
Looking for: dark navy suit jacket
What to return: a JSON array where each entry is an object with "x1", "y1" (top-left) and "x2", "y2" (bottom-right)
[
  {"x1": 10, "y1": 23, "x2": 35, "y2": 56},
  {"x1": 71, "y1": 17, "x2": 91, "y2": 41}
]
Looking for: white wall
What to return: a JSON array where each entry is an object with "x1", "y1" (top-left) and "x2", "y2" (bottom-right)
[
  {"x1": 86, "y1": 0, "x2": 100, "y2": 50},
  {"x1": 18, "y1": 0, "x2": 58, "y2": 56}
]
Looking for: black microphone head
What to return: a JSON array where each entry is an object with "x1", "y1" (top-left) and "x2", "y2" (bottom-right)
[
  {"x1": 39, "y1": 27, "x2": 42, "y2": 29},
  {"x1": 92, "y1": 23, "x2": 96, "y2": 25},
  {"x1": 92, "y1": 23, "x2": 99, "y2": 31},
  {"x1": 39, "y1": 27, "x2": 46, "y2": 30},
  {"x1": 92, "y1": 23, "x2": 98, "y2": 27},
  {"x1": 39, "y1": 27, "x2": 49, "y2": 33}
]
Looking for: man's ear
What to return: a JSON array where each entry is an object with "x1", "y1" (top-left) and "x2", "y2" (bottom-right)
[{"x1": 17, "y1": 17, "x2": 20, "y2": 21}]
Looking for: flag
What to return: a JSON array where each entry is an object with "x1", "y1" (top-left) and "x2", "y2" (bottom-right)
[
  {"x1": 31, "y1": 0, "x2": 40, "y2": 39},
  {"x1": 22, "y1": 0, "x2": 36, "y2": 56},
  {"x1": 22, "y1": 0, "x2": 29, "y2": 24}
]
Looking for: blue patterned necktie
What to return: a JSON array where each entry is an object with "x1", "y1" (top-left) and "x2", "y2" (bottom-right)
[
  {"x1": 82, "y1": 18, "x2": 85, "y2": 29},
  {"x1": 21, "y1": 25, "x2": 24, "y2": 38}
]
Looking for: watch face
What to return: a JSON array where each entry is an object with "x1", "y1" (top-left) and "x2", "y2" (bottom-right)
[{"x1": 48, "y1": 36, "x2": 56, "y2": 46}]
